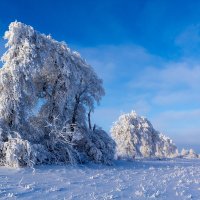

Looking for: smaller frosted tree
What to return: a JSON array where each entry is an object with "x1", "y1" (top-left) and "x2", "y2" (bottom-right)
[
  {"x1": 69, "y1": 60, "x2": 105, "y2": 130},
  {"x1": 181, "y1": 148, "x2": 199, "y2": 159},
  {"x1": 181, "y1": 148, "x2": 189, "y2": 157},
  {"x1": 111, "y1": 111, "x2": 178, "y2": 159}
]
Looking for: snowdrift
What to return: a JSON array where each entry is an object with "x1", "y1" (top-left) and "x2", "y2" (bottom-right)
[
  {"x1": 111, "y1": 111, "x2": 178, "y2": 159},
  {"x1": 0, "y1": 21, "x2": 115, "y2": 167}
]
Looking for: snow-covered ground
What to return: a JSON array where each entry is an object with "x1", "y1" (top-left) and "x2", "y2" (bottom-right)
[{"x1": 0, "y1": 159, "x2": 200, "y2": 200}]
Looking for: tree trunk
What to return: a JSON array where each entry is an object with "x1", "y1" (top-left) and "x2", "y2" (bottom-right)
[
  {"x1": 71, "y1": 95, "x2": 80, "y2": 131},
  {"x1": 88, "y1": 110, "x2": 92, "y2": 130}
]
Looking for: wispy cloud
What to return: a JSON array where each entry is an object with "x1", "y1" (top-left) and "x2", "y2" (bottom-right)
[
  {"x1": 129, "y1": 61, "x2": 200, "y2": 106},
  {"x1": 151, "y1": 109, "x2": 200, "y2": 147},
  {"x1": 130, "y1": 62, "x2": 200, "y2": 89},
  {"x1": 75, "y1": 44, "x2": 163, "y2": 84}
]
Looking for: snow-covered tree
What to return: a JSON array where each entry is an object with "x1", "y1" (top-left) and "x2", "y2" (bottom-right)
[
  {"x1": 181, "y1": 148, "x2": 189, "y2": 157},
  {"x1": 0, "y1": 21, "x2": 115, "y2": 167},
  {"x1": 180, "y1": 148, "x2": 199, "y2": 159},
  {"x1": 111, "y1": 111, "x2": 178, "y2": 159}
]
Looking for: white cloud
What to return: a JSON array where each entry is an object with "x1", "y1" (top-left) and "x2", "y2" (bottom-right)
[
  {"x1": 153, "y1": 90, "x2": 200, "y2": 105},
  {"x1": 151, "y1": 109, "x2": 200, "y2": 148},
  {"x1": 74, "y1": 44, "x2": 163, "y2": 84},
  {"x1": 152, "y1": 109, "x2": 200, "y2": 126},
  {"x1": 127, "y1": 60, "x2": 200, "y2": 108},
  {"x1": 130, "y1": 61, "x2": 200, "y2": 90}
]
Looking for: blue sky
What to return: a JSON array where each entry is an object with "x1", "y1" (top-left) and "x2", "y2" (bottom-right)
[{"x1": 1, "y1": 0, "x2": 200, "y2": 152}]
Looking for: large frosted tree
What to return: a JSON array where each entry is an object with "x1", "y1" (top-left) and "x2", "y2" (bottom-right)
[
  {"x1": 0, "y1": 21, "x2": 115, "y2": 167},
  {"x1": 111, "y1": 111, "x2": 178, "y2": 159}
]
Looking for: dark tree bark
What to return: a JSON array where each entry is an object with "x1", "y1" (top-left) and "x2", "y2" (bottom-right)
[
  {"x1": 71, "y1": 94, "x2": 80, "y2": 131},
  {"x1": 88, "y1": 109, "x2": 92, "y2": 130}
]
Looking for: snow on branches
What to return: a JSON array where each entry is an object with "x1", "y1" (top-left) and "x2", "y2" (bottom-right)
[
  {"x1": 111, "y1": 111, "x2": 178, "y2": 159},
  {"x1": 0, "y1": 21, "x2": 114, "y2": 167},
  {"x1": 180, "y1": 148, "x2": 199, "y2": 159}
]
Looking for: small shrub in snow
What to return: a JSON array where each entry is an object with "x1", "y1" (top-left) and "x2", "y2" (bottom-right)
[
  {"x1": 111, "y1": 111, "x2": 178, "y2": 159},
  {"x1": 2, "y1": 137, "x2": 32, "y2": 167},
  {"x1": 85, "y1": 128, "x2": 116, "y2": 164}
]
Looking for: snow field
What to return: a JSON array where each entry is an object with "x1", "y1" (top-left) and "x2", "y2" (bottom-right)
[{"x1": 0, "y1": 159, "x2": 200, "y2": 200}]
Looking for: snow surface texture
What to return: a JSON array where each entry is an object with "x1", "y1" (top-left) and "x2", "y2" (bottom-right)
[
  {"x1": 111, "y1": 111, "x2": 178, "y2": 159},
  {"x1": 0, "y1": 21, "x2": 115, "y2": 167},
  {"x1": 0, "y1": 159, "x2": 200, "y2": 200}
]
